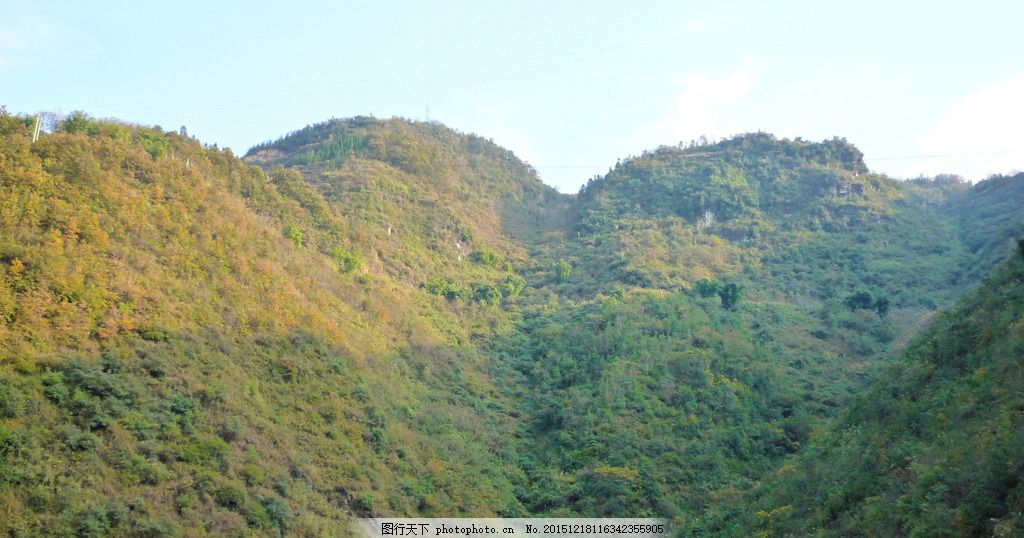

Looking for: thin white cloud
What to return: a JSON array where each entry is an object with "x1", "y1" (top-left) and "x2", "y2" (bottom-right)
[
  {"x1": 0, "y1": 12, "x2": 98, "y2": 74},
  {"x1": 0, "y1": 26, "x2": 20, "y2": 47},
  {"x1": 913, "y1": 72, "x2": 1024, "y2": 178},
  {"x1": 664, "y1": 57, "x2": 762, "y2": 143},
  {"x1": 611, "y1": 57, "x2": 764, "y2": 161},
  {"x1": 684, "y1": 18, "x2": 706, "y2": 34},
  {"x1": 0, "y1": 24, "x2": 23, "y2": 69}
]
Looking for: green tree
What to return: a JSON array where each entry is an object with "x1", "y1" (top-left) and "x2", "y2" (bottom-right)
[
  {"x1": 555, "y1": 260, "x2": 573, "y2": 283},
  {"x1": 137, "y1": 129, "x2": 169, "y2": 159},
  {"x1": 61, "y1": 111, "x2": 93, "y2": 134},
  {"x1": 844, "y1": 291, "x2": 874, "y2": 311},
  {"x1": 718, "y1": 282, "x2": 743, "y2": 310},
  {"x1": 694, "y1": 278, "x2": 721, "y2": 298},
  {"x1": 873, "y1": 296, "x2": 890, "y2": 318}
]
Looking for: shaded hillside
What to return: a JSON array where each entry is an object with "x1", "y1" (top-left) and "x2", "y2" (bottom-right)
[
  {"x1": 709, "y1": 242, "x2": 1024, "y2": 537},
  {"x1": 494, "y1": 134, "x2": 1024, "y2": 528},
  {"x1": 947, "y1": 172, "x2": 1024, "y2": 285},
  {"x1": 494, "y1": 289, "x2": 867, "y2": 520}
]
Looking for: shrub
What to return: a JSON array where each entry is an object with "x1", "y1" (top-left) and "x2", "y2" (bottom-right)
[
  {"x1": 843, "y1": 291, "x2": 874, "y2": 311},
  {"x1": 0, "y1": 384, "x2": 26, "y2": 418},
  {"x1": 330, "y1": 247, "x2": 362, "y2": 273},
  {"x1": 471, "y1": 247, "x2": 502, "y2": 268},
  {"x1": 244, "y1": 501, "x2": 271, "y2": 528},
  {"x1": 425, "y1": 277, "x2": 466, "y2": 301},
  {"x1": 215, "y1": 483, "x2": 246, "y2": 510},
  {"x1": 471, "y1": 283, "x2": 502, "y2": 305},
  {"x1": 283, "y1": 223, "x2": 303, "y2": 247},
  {"x1": 220, "y1": 416, "x2": 245, "y2": 442},
  {"x1": 501, "y1": 274, "x2": 527, "y2": 298},
  {"x1": 262, "y1": 497, "x2": 291, "y2": 535}
]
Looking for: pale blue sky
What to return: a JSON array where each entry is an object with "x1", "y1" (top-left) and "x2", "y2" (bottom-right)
[{"x1": 3, "y1": 0, "x2": 1022, "y2": 191}]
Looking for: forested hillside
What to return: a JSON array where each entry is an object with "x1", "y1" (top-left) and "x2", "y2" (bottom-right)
[
  {"x1": 1, "y1": 109, "x2": 1021, "y2": 537},
  {"x1": 709, "y1": 242, "x2": 1024, "y2": 537},
  {"x1": 492, "y1": 134, "x2": 1023, "y2": 531},
  {"x1": 0, "y1": 112, "x2": 548, "y2": 536}
]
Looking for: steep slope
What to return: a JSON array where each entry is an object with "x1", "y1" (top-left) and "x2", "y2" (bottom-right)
[
  {"x1": 710, "y1": 242, "x2": 1024, "y2": 537},
  {"x1": 947, "y1": 172, "x2": 1024, "y2": 285},
  {"x1": 0, "y1": 112, "x2": 536, "y2": 536}
]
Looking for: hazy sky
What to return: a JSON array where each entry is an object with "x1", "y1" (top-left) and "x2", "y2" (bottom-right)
[{"x1": 3, "y1": 0, "x2": 1022, "y2": 192}]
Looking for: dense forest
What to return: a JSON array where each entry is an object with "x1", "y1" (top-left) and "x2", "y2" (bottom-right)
[{"x1": 0, "y1": 109, "x2": 1021, "y2": 536}]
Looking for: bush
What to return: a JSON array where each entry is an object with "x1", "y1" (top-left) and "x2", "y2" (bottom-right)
[
  {"x1": 241, "y1": 463, "x2": 265, "y2": 485},
  {"x1": 220, "y1": 416, "x2": 246, "y2": 442},
  {"x1": 60, "y1": 425, "x2": 100, "y2": 451},
  {"x1": 353, "y1": 494, "x2": 375, "y2": 516},
  {"x1": 501, "y1": 274, "x2": 527, "y2": 298},
  {"x1": 283, "y1": 223, "x2": 303, "y2": 248},
  {"x1": 136, "y1": 519, "x2": 180, "y2": 538},
  {"x1": 471, "y1": 283, "x2": 502, "y2": 305},
  {"x1": 471, "y1": 247, "x2": 502, "y2": 268},
  {"x1": 330, "y1": 247, "x2": 362, "y2": 273},
  {"x1": 215, "y1": 483, "x2": 246, "y2": 510},
  {"x1": 28, "y1": 486, "x2": 52, "y2": 511},
  {"x1": 843, "y1": 291, "x2": 874, "y2": 311},
  {"x1": 262, "y1": 498, "x2": 291, "y2": 535},
  {"x1": 425, "y1": 277, "x2": 466, "y2": 301},
  {"x1": 244, "y1": 501, "x2": 271, "y2": 528},
  {"x1": 0, "y1": 384, "x2": 26, "y2": 418},
  {"x1": 873, "y1": 296, "x2": 890, "y2": 318}
]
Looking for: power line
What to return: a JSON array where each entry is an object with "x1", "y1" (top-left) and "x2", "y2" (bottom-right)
[
  {"x1": 867, "y1": 149, "x2": 1024, "y2": 161},
  {"x1": 69, "y1": 11, "x2": 875, "y2": 121}
]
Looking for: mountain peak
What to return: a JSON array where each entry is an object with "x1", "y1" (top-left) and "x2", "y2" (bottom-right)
[{"x1": 575, "y1": 132, "x2": 884, "y2": 236}]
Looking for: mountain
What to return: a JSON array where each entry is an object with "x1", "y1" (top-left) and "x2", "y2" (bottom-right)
[
  {"x1": 565, "y1": 134, "x2": 974, "y2": 306},
  {"x1": 495, "y1": 134, "x2": 1022, "y2": 527},
  {"x1": 0, "y1": 109, "x2": 1021, "y2": 537},
  {"x1": 0, "y1": 112, "x2": 545, "y2": 536},
  {"x1": 244, "y1": 117, "x2": 569, "y2": 276}
]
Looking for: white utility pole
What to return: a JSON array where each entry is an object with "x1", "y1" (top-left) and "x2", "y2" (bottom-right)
[{"x1": 31, "y1": 115, "x2": 42, "y2": 143}]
